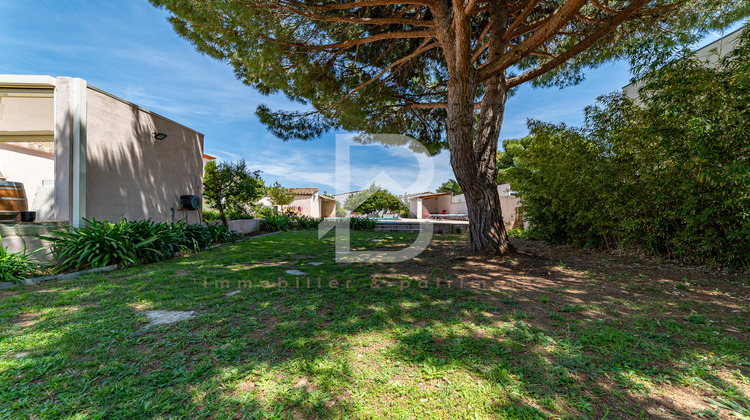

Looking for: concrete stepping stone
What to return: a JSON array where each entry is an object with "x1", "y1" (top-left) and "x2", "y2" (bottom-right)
[
  {"x1": 285, "y1": 269, "x2": 306, "y2": 275},
  {"x1": 143, "y1": 310, "x2": 195, "y2": 326},
  {"x1": 225, "y1": 290, "x2": 241, "y2": 297},
  {"x1": 308, "y1": 262, "x2": 324, "y2": 266}
]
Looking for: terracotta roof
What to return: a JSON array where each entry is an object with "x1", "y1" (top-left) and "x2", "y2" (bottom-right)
[
  {"x1": 289, "y1": 188, "x2": 319, "y2": 195},
  {"x1": 318, "y1": 194, "x2": 335, "y2": 201},
  {"x1": 202, "y1": 153, "x2": 216, "y2": 160}
]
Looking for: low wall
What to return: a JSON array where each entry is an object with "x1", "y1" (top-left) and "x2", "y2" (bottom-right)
[
  {"x1": 226, "y1": 219, "x2": 261, "y2": 234},
  {"x1": 0, "y1": 221, "x2": 68, "y2": 262}
]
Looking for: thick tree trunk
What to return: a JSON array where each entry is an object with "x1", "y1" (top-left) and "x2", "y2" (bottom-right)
[{"x1": 442, "y1": 3, "x2": 513, "y2": 255}]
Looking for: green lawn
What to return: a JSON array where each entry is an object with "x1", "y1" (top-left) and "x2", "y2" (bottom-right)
[{"x1": 1, "y1": 230, "x2": 748, "y2": 419}]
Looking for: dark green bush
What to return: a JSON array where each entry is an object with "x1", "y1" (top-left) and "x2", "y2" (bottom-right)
[
  {"x1": 349, "y1": 217, "x2": 377, "y2": 230},
  {"x1": 0, "y1": 237, "x2": 44, "y2": 283},
  {"x1": 260, "y1": 214, "x2": 292, "y2": 232},
  {"x1": 260, "y1": 214, "x2": 323, "y2": 231},
  {"x1": 42, "y1": 218, "x2": 237, "y2": 270},
  {"x1": 511, "y1": 30, "x2": 750, "y2": 267}
]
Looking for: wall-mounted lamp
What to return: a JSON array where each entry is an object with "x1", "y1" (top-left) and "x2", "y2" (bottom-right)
[{"x1": 153, "y1": 132, "x2": 168, "y2": 140}]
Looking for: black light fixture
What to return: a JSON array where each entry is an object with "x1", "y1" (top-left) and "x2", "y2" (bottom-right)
[{"x1": 153, "y1": 132, "x2": 168, "y2": 140}]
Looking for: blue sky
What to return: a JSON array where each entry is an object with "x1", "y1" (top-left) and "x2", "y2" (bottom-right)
[{"x1": 0, "y1": 1, "x2": 741, "y2": 194}]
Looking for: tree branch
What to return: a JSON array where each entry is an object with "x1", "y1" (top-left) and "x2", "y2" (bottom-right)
[
  {"x1": 261, "y1": 30, "x2": 434, "y2": 51},
  {"x1": 281, "y1": 0, "x2": 438, "y2": 11},
  {"x1": 477, "y1": 0, "x2": 588, "y2": 80},
  {"x1": 507, "y1": 0, "x2": 652, "y2": 87}
]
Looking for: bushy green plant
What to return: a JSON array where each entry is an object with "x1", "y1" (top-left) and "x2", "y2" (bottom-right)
[
  {"x1": 344, "y1": 184, "x2": 408, "y2": 215},
  {"x1": 349, "y1": 217, "x2": 377, "y2": 230},
  {"x1": 204, "y1": 223, "x2": 237, "y2": 244},
  {"x1": 252, "y1": 204, "x2": 276, "y2": 219},
  {"x1": 260, "y1": 214, "x2": 291, "y2": 232},
  {"x1": 507, "y1": 229, "x2": 531, "y2": 239},
  {"x1": 512, "y1": 29, "x2": 750, "y2": 267},
  {"x1": 42, "y1": 218, "x2": 238, "y2": 270},
  {"x1": 0, "y1": 237, "x2": 44, "y2": 283},
  {"x1": 202, "y1": 208, "x2": 222, "y2": 222},
  {"x1": 203, "y1": 159, "x2": 265, "y2": 227},
  {"x1": 260, "y1": 214, "x2": 323, "y2": 231}
]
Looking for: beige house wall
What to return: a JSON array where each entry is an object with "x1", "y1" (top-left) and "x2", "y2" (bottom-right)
[
  {"x1": 289, "y1": 195, "x2": 314, "y2": 217},
  {"x1": 623, "y1": 27, "x2": 744, "y2": 100},
  {"x1": 84, "y1": 87, "x2": 204, "y2": 224},
  {"x1": 259, "y1": 193, "x2": 336, "y2": 218}
]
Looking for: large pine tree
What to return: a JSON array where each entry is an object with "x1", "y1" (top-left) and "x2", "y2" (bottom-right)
[{"x1": 151, "y1": 0, "x2": 748, "y2": 254}]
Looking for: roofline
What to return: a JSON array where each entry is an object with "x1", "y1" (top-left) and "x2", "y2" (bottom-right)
[
  {"x1": 414, "y1": 192, "x2": 452, "y2": 199},
  {"x1": 622, "y1": 24, "x2": 745, "y2": 90},
  {"x1": 87, "y1": 84, "x2": 204, "y2": 137},
  {"x1": 0, "y1": 75, "x2": 204, "y2": 137},
  {"x1": 0, "y1": 75, "x2": 57, "y2": 88},
  {"x1": 693, "y1": 25, "x2": 745, "y2": 56},
  {"x1": 331, "y1": 190, "x2": 363, "y2": 196}
]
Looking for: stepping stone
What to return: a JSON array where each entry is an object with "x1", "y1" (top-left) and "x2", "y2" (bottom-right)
[
  {"x1": 372, "y1": 239, "x2": 384, "y2": 242},
  {"x1": 308, "y1": 262, "x2": 324, "y2": 266},
  {"x1": 285, "y1": 270, "x2": 306, "y2": 275},
  {"x1": 225, "y1": 290, "x2": 241, "y2": 297},
  {"x1": 143, "y1": 310, "x2": 195, "y2": 326}
]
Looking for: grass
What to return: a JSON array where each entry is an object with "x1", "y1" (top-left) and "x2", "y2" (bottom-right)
[{"x1": 0, "y1": 230, "x2": 748, "y2": 419}]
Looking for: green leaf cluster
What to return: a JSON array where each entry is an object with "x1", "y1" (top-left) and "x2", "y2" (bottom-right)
[
  {"x1": 203, "y1": 160, "x2": 265, "y2": 226},
  {"x1": 0, "y1": 237, "x2": 44, "y2": 283},
  {"x1": 41, "y1": 218, "x2": 236, "y2": 270},
  {"x1": 512, "y1": 28, "x2": 750, "y2": 267},
  {"x1": 343, "y1": 185, "x2": 408, "y2": 215},
  {"x1": 267, "y1": 182, "x2": 296, "y2": 207},
  {"x1": 436, "y1": 179, "x2": 462, "y2": 195}
]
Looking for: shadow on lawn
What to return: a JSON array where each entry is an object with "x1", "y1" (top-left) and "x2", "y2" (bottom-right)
[{"x1": 0, "y1": 232, "x2": 748, "y2": 419}]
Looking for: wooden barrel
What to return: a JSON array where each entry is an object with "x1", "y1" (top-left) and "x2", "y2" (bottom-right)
[{"x1": 0, "y1": 181, "x2": 28, "y2": 212}]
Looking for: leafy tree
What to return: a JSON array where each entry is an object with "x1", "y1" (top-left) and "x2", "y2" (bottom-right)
[
  {"x1": 151, "y1": 0, "x2": 748, "y2": 254},
  {"x1": 436, "y1": 179, "x2": 462, "y2": 195},
  {"x1": 496, "y1": 137, "x2": 529, "y2": 188},
  {"x1": 513, "y1": 27, "x2": 750, "y2": 267},
  {"x1": 267, "y1": 182, "x2": 296, "y2": 208},
  {"x1": 335, "y1": 201, "x2": 348, "y2": 217},
  {"x1": 203, "y1": 160, "x2": 265, "y2": 227},
  {"x1": 344, "y1": 184, "x2": 408, "y2": 215}
]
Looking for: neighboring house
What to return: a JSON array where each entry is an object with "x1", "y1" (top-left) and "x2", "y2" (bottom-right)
[
  {"x1": 259, "y1": 188, "x2": 336, "y2": 218},
  {"x1": 409, "y1": 184, "x2": 521, "y2": 224},
  {"x1": 623, "y1": 26, "x2": 744, "y2": 100},
  {"x1": 202, "y1": 153, "x2": 216, "y2": 167},
  {"x1": 331, "y1": 189, "x2": 363, "y2": 206},
  {"x1": 0, "y1": 75, "x2": 206, "y2": 227}
]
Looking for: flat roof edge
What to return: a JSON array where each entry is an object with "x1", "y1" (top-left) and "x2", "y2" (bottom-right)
[
  {"x1": 0, "y1": 75, "x2": 56, "y2": 88},
  {"x1": 87, "y1": 84, "x2": 204, "y2": 137}
]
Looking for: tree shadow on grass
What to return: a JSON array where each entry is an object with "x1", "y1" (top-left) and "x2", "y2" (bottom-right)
[{"x1": 0, "y1": 231, "x2": 748, "y2": 418}]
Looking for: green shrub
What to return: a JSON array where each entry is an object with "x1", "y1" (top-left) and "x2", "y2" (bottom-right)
[
  {"x1": 252, "y1": 204, "x2": 276, "y2": 219},
  {"x1": 349, "y1": 217, "x2": 377, "y2": 230},
  {"x1": 260, "y1": 214, "x2": 323, "y2": 232},
  {"x1": 42, "y1": 218, "x2": 237, "y2": 270},
  {"x1": 202, "y1": 208, "x2": 222, "y2": 222},
  {"x1": 0, "y1": 237, "x2": 44, "y2": 283},
  {"x1": 507, "y1": 229, "x2": 530, "y2": 239},
  {"x1": 260, "y1": 214, "x2": 292, "y2": 232},
  {"x1": 511, "y1": 29, "x2": 750, "y2": 268}
]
